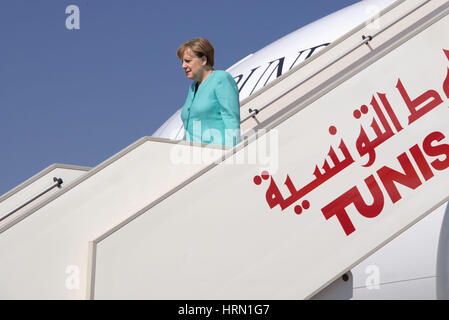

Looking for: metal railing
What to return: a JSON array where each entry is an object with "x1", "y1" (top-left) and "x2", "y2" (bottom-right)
[
  {"x1": 241, "y1": 0, "x2": 431, "y2": 123},
  {"x1": 0, "y1": 177, "x2": 63, "y2": 222}
]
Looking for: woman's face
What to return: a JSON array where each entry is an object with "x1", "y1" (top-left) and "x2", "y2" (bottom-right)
[{"x1": 181, "y1": 48, "x2": 207, "y2": 82}]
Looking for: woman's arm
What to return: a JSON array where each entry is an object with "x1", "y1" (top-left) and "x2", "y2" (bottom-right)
[{"x1": 215, "y1": 72, "x2": 241, "y2": 146}]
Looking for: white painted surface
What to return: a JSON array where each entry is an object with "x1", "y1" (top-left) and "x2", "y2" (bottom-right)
[
  {"x1": 92, "y1": 3, "x2": 449, "y2": 299},
  {"x1": 353, "y1": 276, "x2": 436, "y2": 299},
  {"x1": 0, "y1": 139, "x2": 225, "y2": 299},
  {"x1": 351, "y1": 203, "x2": 447, "y2": 299},
  {"x1": 436, "y1": 203, "x2": 449, "y2": 299},
  {"x1": 0, "y1": 164, "x2": 90, "y2": 225},
  {"x1": 0, "y1": 0, "x2": 447, "y2": 300}
]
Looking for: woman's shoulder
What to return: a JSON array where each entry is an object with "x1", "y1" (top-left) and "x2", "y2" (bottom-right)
[
  {"x1": 211, "y1": 70, "x2": 237, "y2": 89},
  {"x1": 212, "y1": 70, "x2": 234, "y2": 81}
]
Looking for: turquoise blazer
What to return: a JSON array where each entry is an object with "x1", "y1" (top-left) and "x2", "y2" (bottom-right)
[{"x1": 181, "y1": 70, "x2": 241, "y2": 147}]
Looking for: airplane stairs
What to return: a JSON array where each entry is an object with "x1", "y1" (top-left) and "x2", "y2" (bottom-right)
[{"x1": 0, "y1": 0, "x2": 449, "y2": 299}]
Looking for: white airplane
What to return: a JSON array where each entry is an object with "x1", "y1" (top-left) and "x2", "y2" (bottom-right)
[
  {"x1": 1, "y1": 0, "x2": 448, "y2": 300},
  {"x1": 155, "y1": 0, "x2": 398, "y2": 140},
  {"x1": 153, "y1": 0, "x2": 449, "y2": 299}
]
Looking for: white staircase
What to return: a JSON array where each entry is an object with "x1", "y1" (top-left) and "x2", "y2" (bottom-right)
[{"x1": 1, "y1": 0, "x2": 448, "y2": 299}]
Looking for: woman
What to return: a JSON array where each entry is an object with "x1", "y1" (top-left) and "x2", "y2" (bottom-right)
[{"x1": 177, "y1": 38, "x2": 241, "y2": 147}]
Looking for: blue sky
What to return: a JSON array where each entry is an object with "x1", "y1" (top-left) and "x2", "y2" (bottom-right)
[{"x1": 0, "y1": 0, "x2": 360, "y2": 195}]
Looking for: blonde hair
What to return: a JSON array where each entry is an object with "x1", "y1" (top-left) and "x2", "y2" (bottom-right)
[{"x1": 177, "y1": 38, "x2": 215, "y2": 68}]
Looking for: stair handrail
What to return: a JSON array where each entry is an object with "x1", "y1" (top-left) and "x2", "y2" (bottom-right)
[
  {"x1": 242, "y1": 0, "x2": 431, "y2": 123},
  {"x1": 0, "y1": 177, "x2": 63, "y2": 222}
]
